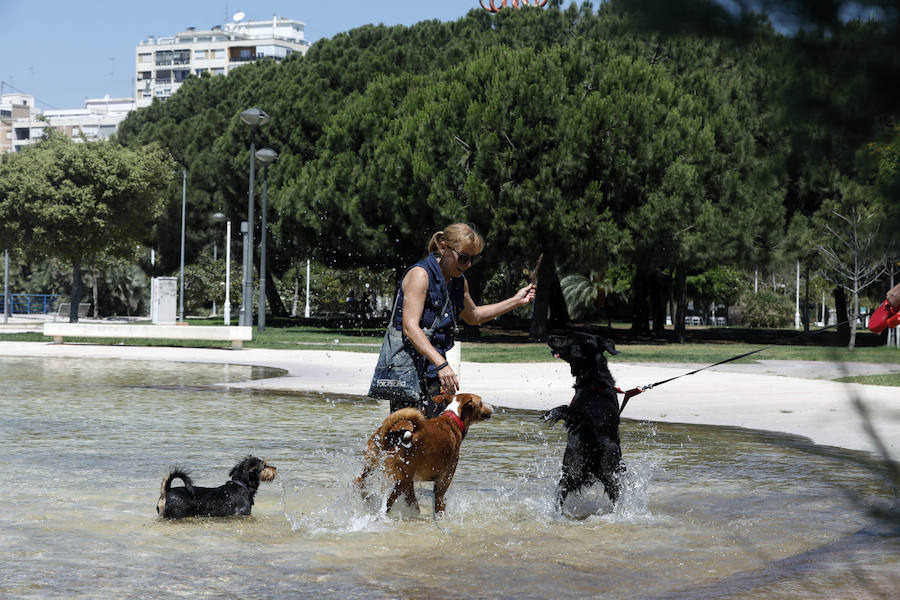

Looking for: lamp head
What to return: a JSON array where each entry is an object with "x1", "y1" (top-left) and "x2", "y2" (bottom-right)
[
  {"x1": 240, "y1": 107, "x2": 270, "y2": 127},
  {"x1": 255, "y1": 147, "x2": 278, "y2": 164},
  {"x1": 212, "y1": 212, "x2": 228, "y2": 223}
]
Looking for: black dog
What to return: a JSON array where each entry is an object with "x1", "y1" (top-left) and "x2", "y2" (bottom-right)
[
  {"x1": 156, "y1": 456, "x2": 277, "y2": 519},
  {"x1": 542, "y1": 331, "x2": 624, "y2": 508}
]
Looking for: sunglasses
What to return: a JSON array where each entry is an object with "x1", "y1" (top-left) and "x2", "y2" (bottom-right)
[{"x1": 449, "y1": 246, "x2": 482, "y2": 266}]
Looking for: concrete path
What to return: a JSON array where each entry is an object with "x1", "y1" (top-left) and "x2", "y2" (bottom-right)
[{"x1": 1, "y1": 340, "x2": 897, "y2": 459}]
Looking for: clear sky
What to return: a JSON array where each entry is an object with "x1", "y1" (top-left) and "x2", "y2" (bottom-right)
[{"x1": 0, "y1": 0, "x2": 495, "y2": 110}]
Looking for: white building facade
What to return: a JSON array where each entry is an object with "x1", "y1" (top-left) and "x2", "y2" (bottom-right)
[
  {"x1": 1, "y1": 94, "x2": 135, "y2": 154},
  {"x1": 135, "y1": 15, "x2": 309, "y2": 107}
]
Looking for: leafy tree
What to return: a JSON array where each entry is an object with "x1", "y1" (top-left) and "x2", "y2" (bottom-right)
[
  {"x1": 868, "y1": 125, "x2": 900, "y2": 254},
  {"x1": 686, "y1": 267, "x2": 745, "y2": 324},
  {"x1": 0, "y1": 131, "x2": 174, "y2": 321},
  {"x1": 561, "y1": 267, "x2": 633, "y2": 323},
  {"x1": 739, "y1": 289, "x2": 793, "y2": 328},
  {"x1": 116, "y1": 5, "x2": 787, "y2": 336}
]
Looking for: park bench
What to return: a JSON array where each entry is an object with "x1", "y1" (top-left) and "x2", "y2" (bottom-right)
[
  {"x1": 56, "y1": 302, "x2": 91, "y2": 320},
  {"x1": 42, "y1": 323, "x2": 253, "y2": 349}
]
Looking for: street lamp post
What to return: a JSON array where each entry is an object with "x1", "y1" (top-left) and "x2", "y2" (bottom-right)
[
  {"x1": 212, "y1": 213, "x2": 231, "y2": 325},
  {"x1": 304, "y1": 258, "x2": 310, "y2": 318},
  {"x1": 239, "y1": 221, "x2": 249, "y2": 325},
  {"x1": 179, "y1": 168, "x2": 187, "y2": 323},
  {"x1": 254, "y1": 147, "x2": 277, "y2": 332},
  {"x1": 238, "y1": 107, "x2": 270, "y2": 327},
  {"x1": 3, "y1": 249, "x2": 9, "y2": 324}
]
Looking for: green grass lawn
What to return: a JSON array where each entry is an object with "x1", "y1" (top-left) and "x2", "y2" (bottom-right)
[
  {"x1": 2, "y1": 320, "x2": 898, "y2": 366},
  {"x1": 834, "y1": 373, "x2": 900, "y2": 387},
  {"x1": 459, "y1": 341, "x2": 900, "y2": 364}
]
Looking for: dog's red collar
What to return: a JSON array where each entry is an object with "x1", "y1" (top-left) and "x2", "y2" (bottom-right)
[{"x1": 442, "y1": 410, "x2": 467, "y2": 438}]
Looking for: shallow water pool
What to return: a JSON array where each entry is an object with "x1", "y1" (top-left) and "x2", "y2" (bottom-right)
[{"x1": 0, "y1": 356, "x2": 897, "y2": 598}]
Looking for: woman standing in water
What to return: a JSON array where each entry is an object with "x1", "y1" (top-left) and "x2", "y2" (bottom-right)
[{"x1": 386, "y1": 223, "x2": 535, "y2": 416}]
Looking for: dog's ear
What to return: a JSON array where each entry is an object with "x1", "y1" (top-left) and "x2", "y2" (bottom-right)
[
  {"x1": 456, "y1": 393, "x2": 481, "y2": 415},
  {"x1": 230, "y1": 456, "x2": 260, "y2": 480},
  {"x1": 602, "y1": 338, "x2": 619, "y2": 355},
  {"x1": 457, "y1": 393, "x2": 481, "y2": 405},
  {"x1": 431, "y1": 394, "x2": 453, "y2": 406}
]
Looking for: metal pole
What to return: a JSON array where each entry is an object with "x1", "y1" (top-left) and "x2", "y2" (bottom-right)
[
  {"x1": 794, "y1": 259, "x2": 801, "y2": 329},
  {"x1": 304, "y1": 257, "x2": 310, "y2": 318},
  {"x1": 240, "y1": 221, "x2": 249, "y2": 326},
  {"x1": 212, "y1": 240, "x2": 217, "y2": 317},
  {"x1": 257, "y1": 163, "x2": 268, "y2": 332},
  {"x1": 242, "y1": 127, "x2": 256, "y2": 326},
  {"x1": 3, "y1": 249, "x2": 8, "y2": 324},
  {"x1": 179, "y1": 168, "x2": 186, "y2": 323},
  {"x1": 891, "y1": 266, "x2": 897, "y2": 348},
  {"x1": 224, "y1": 220, "x2": 231, "y2": 325}
]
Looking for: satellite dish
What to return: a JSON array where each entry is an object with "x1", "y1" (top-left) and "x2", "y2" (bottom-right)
[{"x1": 233, "y1": 11, "x2": 245, "y2": 22}]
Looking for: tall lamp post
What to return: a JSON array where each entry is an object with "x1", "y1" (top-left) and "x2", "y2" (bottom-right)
[
  {"x1": 238, "y1": 107, "x2": 270, "y2": 327},
  {"x1": 254, "y1": 147, "x2": 277, "y2": 332},
  {"x1": 3, "y1": 249, "x2": 9, "y2": 324},
  {"x1": 240, "y1": 221, "x2": 249, "y2": 325},
  {"x1": 212, "y1": 213, "x2": 231, "y2": 325},
  {"x1": 178, "y1": 167, "x2": 187, "y2": 323}
]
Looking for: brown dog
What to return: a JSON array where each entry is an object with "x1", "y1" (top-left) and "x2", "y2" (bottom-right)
[{"x1": 355, "y1": 393, "x2": 493, "y2": 514}]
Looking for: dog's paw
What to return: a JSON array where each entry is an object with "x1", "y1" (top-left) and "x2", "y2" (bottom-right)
[{"x1": 541, "y1": 405, "x2": 568, "y2": 426}]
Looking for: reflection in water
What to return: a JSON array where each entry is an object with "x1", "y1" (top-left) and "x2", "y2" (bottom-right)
[{"x1": 1, "y1": 356, "x2": 896, "y2": 598}]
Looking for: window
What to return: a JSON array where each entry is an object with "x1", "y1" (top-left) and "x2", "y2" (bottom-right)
[
  {"x1": 195, "y1": 49, "x2": 207, "y2": 59},
  {"x1": 173, "y1": 49, "x2": 190, "y2": 65},
  {"x1": 138, "y1": 53, "x2": 152, "y2": 63},
  {"x1": 212, "y1": 67, "x2": 225, "y2": 75},
  {"x1": 194, "y1": 68, "x2": 208, "y2": 76},
  {"x1": 138, "y1": 71, "x2": 152, "y2": 81},
  {"x1": 155, "y1": 50, "x2": 173, "y2": 66},
  {"x1": 213, "y1": 48, "x2": 226, "y2": 59},
  {"x1": 173, "y1": 69, "x2": 190, "y2": 82}
]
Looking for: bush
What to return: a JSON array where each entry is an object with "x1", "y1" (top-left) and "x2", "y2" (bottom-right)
[{"x1": 739, "y1": 290, "x2": 793, "y2": 328}]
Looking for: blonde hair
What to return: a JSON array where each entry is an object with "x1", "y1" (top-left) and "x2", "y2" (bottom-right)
[{"x1": 427, "y1": 223, "x2": 484, "y2": 255}]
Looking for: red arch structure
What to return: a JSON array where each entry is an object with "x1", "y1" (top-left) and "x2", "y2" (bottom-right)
[{"x1": 479, "y1": 0, "x2": 549, "y2": 12}]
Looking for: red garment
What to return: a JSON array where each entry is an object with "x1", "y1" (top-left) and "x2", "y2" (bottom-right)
[{"x1": 869, "y1": 299, "x2": 900, "y2": 333}]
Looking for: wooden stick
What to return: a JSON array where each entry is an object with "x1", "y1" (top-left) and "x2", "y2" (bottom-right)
[{"x1": 530, "y1": 253, "x2": 543, "y2": 286}]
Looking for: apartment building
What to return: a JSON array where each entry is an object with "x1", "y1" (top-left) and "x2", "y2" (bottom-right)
[
  {"x1": 135, "y1": 14, "x2": 309, "y2": 107},
  {"x1": 1, "y1": 94, "x2": 135, "y2": 154}
]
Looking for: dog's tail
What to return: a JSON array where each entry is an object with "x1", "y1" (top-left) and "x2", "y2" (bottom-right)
[
  {"x1": 377, "y1": 407, "x2": 425, "y2": 451},
  {"x1": 157, "y1": 469, "x2": 194, "y2": 514}
]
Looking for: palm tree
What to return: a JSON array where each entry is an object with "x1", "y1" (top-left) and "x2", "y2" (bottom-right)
[{"x1": 561, "y1": 271, "x2": 619, "y2": 324}]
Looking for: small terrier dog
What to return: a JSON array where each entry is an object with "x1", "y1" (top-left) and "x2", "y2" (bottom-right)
[
  {"x1": 156, "y1": 455, "x2": 277, "y2": 519},
  {"x1": 356, "y1": 393, "x2": 493, "y2": 515}
]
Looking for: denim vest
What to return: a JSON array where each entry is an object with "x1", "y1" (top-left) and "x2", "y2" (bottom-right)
[{"x1": 392, "y1": 253, "x2": 465, "y2": 379}]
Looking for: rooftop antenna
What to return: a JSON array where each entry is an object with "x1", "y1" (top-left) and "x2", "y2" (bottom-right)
[{"x1": 233, "y1": 10, "x2": 245, "y2": 22}]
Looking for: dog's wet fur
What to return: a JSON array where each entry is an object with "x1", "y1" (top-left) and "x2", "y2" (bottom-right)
[
  {"x1": 543, "y1": 331, "x2": 625, "y2": 508},
  {"x1": 156, "y1": 455, "x2": 277, "y2": 519},
  {"x1": 355, "y1": 393, "x2": 493, "y2": 515}
]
